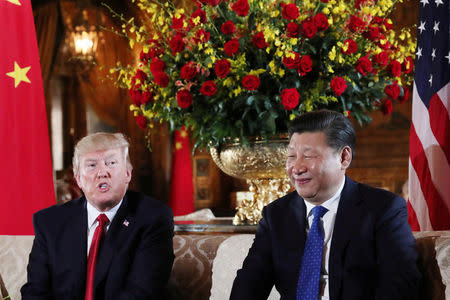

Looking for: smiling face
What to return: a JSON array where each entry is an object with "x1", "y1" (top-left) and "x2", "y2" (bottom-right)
[
  {"x1": 76, "y1": 147, "x2": 131, "y2": 212},
  {"x1": 286, "y1": 132, "x2": 351, "y2": 205}
]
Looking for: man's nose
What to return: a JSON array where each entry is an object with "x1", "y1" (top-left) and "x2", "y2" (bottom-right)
[
  {"x1": 96, "y1": 164, "x2": 109, "y2": 177},
  {"x1": 291, "y1": 157, "x2": 306, "y2": 174}
]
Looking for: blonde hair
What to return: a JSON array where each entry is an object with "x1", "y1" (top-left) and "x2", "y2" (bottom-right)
[{"x1": 73, "y1": 132, "x2": 132, "y2": 176}]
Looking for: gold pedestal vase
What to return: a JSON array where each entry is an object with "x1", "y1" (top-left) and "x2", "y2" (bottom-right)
[{"x1": 210, "y1": 138, "x2": 291, "y2": 225}]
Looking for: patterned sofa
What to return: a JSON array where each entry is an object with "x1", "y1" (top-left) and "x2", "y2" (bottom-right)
[{"x1": 0, "y1": 231, "x2": 449, "y2": 299}]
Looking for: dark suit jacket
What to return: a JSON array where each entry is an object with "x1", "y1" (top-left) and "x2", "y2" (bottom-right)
[
  {"x1": 21, "y1": 190, "x2": 174, "y2": 300},
  {"x1": 230, "y1": 177, "x2": 421, "y2": 300}
]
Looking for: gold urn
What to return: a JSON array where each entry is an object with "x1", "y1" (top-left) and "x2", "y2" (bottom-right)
[{"x1": 210, "y1": 138, "x2": 291, "y2": 225}]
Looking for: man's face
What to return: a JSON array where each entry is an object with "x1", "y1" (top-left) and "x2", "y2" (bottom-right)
[
  {"x1": 76, "y1": 147, "x2": 131, "y2": 212},
  {"x1": 286, "y1": 132, "x2": 350, "y2": 205}
]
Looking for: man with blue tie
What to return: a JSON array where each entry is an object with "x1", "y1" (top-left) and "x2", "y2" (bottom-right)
[
  {"x1": 230, "y1": 110, "x2": 421, "y2": 300},
  {"x1": 21, "y1": 132, "x2": 174, "y2": 299}
]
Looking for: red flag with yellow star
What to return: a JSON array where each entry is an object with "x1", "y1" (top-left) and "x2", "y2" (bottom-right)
[
  {"x1": 0, "y1": 0, "x2": 55, "y2": 234},
  {"x1": 169, "y1": 126, "x2": 194, "y2": 216}
]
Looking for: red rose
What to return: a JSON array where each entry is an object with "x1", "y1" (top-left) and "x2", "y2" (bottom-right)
[
  {"x1": 364, "y1": 26, "x2": 380, "y2": 41},
  {"x1": 402, "y1": 57, "x2": 414, "y2": 74},
  {"x1": 298, "y1": 55, "x2": 313, "y2": 75},
  {"x1": 330, "y1": 76, "x2": 347, "y2": 96},
  {"x1": 191, "y1": 8, "x2": 206, "y2": 24},
  {"x1": 313, "y1": 13, "x2": 329, "y2": 31},
  {"x1": 251, "y1": 32, "x2": 269, "y2": 49},
  {"x1": 388, "y1": 60, "x2": 402, "y2": 77},
  {"x1": 136, "y1": 115, "x2": 147, "y2": 129},
  {"x1": 150, "y1": 58, "x2": 165, "y2": 75},
  {"x1": 344, "y1": 110, "x2": 351, "y2": 118},
  {"x1": 171, "y1": 15, "x2": 185, "y2": 30},
  {"x1": 282, "y1": 3, "x2": 299, "y2": 20},
  {"x1": 231, "y1": 0, "x2": 250, "y2": 16},
  {"x1": 194, "y1": 29, "x2": 210, "y2": 43},
  {"x1": 348, "y1": 15, "x2": 366, "y2": 33},
  {"x1": 169, "y1": 33, "x2": 185, "y2": 55},
  {"x1": 301, "y1": 18, "x2": 317, "y2": 39},
  {"x1": 147, "y1": 41, "x2": 164, "y2": 58},
  {"x1": 208, "y1": 0, "x2": 221, "y2": 6},
  {"x1": 242, "y1": 75, "x2": 260, "y2": 90},
  {"x1": 224, "y1": 38, "x2": 240, "y2": 56},
  {"x1": 153, "y1": 72, "x2": 169, "y2": 87},
  {"x1": 286, "y1": 22, "x2": 300, "y2": 38},
  {"x1": 355, "y1": 0, "x2": 375, "y2": 9},
  {"x1": 215, "y1": 59, "x2": 231, "y2": 78},
  {"x1": 384, "y1": 82, "x2": 400, "y2": 99},
  {"x1": 129, "y1": 89, "x2": 153, "y2": 106},
  {"x1": 221, "y1": 20, "x2": 236, "y2": 35},
  {"x1": 280, "y1": 88, "x2": 300, "y2": 110},
  {"x1": 355, "y1": 56, "x2": 373, "y2": 76},
  {"x1": 399, "y1": 87, "x2": 410, "y2": 104},
  {"x1": 140, "y1": 50, "x2": 151, "y2": 62},
  {"x1": 372, "y1": 16, "x2": 383, "y2": 25},
  {"x1": 341, "y1": 38, "x2": 357, "y2": 55},
  {"x1": 373, "y1": 51, "x2": 389, "y2": 66},
  {"x1": 176, "y1": 89, "x2": 193, "y2": 108},
  {"x1": 200, "y1": 80, "x2": 217, "y2": 96},
  {"x1": 381, "y1": 99, "x2": 393, "y2": 115},
  {"x1": 377, "y1": 35, "x2": 392, "y2": 50},
  {"x1": 383, "y1": 19, "x2": 393, "y2": 30},
  {"x1": 320, "y1": 0, "x2": 329, "y2": 2},
  {"x1": 180, "y1": 61, "x2": 198, "y2": 80},
  {"x1": 134, "y1": 69, "x2": 147, "y2": 82},
  {"x1": 282, "y1": 52, "x2": 301, "y2": 69}
]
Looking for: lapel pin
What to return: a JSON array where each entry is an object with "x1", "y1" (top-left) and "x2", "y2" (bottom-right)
[{"x1": 123, "y1": 219, "x2": 129, "y2": 227}]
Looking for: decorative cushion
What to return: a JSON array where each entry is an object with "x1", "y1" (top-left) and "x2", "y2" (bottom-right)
[
  {"x1": 169, "y1": 234, "x2": 228, "y2": 300},
  {"x1": 413, "y1": 231, "x2": 450, "y2": 299},
  {"x1": 0, "y1": 235, "x2": 34, "y2": 299},
  {"x1": 210, "y1": 234, "x2": 280, "y2": 300}
]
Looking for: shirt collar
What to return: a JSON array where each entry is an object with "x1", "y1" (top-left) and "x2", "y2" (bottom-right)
[
  {"x1": 87, "y1": 198, "x2": 123, "y2": 228},
  {"x1": 304, "y1": 177, "x2": 345, "y2": 218}
]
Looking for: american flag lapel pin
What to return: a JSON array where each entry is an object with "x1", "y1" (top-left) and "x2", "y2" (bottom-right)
[{"x1": 123, "y1": 219, "x2": 129, "y2": 227}]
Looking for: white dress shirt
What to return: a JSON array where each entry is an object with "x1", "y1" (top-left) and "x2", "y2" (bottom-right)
[
  {"x1": 303, "y1": 178, "x2": 345, "y2": 300},
  {"x1": 86, "y1": 199, "x2": 122, "y2": 256}
]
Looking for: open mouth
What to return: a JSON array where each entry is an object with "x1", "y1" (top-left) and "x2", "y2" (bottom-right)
[{"x1": 97, "y1": 183, "x2": 110, "y2": 191}]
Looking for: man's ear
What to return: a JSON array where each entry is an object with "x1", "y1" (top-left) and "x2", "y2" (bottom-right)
[
  {"x1": 125, "y1": 168, "x2": 132, "y2": 184},
  {"x1": 340, "y1": 146, "x2": 352, "y2": 170},
  {"x1": 75, "y1": 174, "x2": 82, "y2": 188}
]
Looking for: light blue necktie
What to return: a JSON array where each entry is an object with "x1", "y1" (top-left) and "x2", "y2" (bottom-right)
[{"x1": 296, "y1": 205, "x2": 328, "y2": 300}]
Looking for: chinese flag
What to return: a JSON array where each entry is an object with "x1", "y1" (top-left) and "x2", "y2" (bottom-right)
[
  {"x1": 169, "y1": 126, "x2": 194, "y2": 216},
  {"x1": 0, "y1": 0, "x2": 55, "y2": 234}
]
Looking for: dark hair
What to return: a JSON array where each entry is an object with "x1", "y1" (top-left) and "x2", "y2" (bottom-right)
[{"x1": 288, "y1": 110, "x2": 355, "y2": 156}]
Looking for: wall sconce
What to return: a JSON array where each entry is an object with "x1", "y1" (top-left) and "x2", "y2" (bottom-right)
[
  {"x1": 67, "y1": 4, "x2": 101, "y2": 73},
  {"x1": 71, "y1": 11, "x2": 98, "y2": 62},
  {"x1": 70, "y1": 9, "x2": 98, "y2": 63}
]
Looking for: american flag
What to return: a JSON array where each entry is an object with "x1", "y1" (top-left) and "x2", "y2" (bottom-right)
[{"x1": 407, "y1": 0, "x2": 450, "y2": 230}]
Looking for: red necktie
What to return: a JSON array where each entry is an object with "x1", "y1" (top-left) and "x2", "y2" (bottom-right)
[{"x1": 85, "y1": 213, "x2": 109, "y2": 300}]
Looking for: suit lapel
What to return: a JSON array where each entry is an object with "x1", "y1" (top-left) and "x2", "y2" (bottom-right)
[
  {"x1": 94, "y1": 194, "x2": 133, "y2": 291},
  {"x1": 328, "y1": 177, "x2": 364, "y2": 299},
  {"x1": 68, "y1": 197, "x2": 88, "y2": 297},
  {"x1": 289, "y1": 192, "x2": 307, "y2": 252}
]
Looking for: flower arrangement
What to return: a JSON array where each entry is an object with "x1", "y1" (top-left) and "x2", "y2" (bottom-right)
[{"x1": 108, "y1": 0, "x2": 415, "y2": 149}]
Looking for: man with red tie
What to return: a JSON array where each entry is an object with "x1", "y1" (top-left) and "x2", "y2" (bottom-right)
[
  {"x1": 230, "y1": 110, "x2": 421, "y2": 300},
  {"x1": 21, "y1": 132, "x2": 174, "y2": 299}
]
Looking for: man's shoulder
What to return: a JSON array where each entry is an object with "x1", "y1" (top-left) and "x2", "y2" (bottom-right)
[
  {"x1": 265, "y1": 191, "x2": 299, "y2": 213},
  {"x1": 34, "y1": 197, "x2": 84, "y2": 219},
  {"x1": 348, "y1": 177, "x2": 405, "y2": 210},
  {"x1": 124, "y1": 190, "x2": 173, "y2": 220}
]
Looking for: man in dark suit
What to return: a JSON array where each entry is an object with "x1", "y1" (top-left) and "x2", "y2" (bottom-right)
[
  {"x1": 21, "y1": 132, "x2": 174, "y2": 300},
  {"x1": 230, "y1": 110, "x2": 421, "y2": 300}
]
